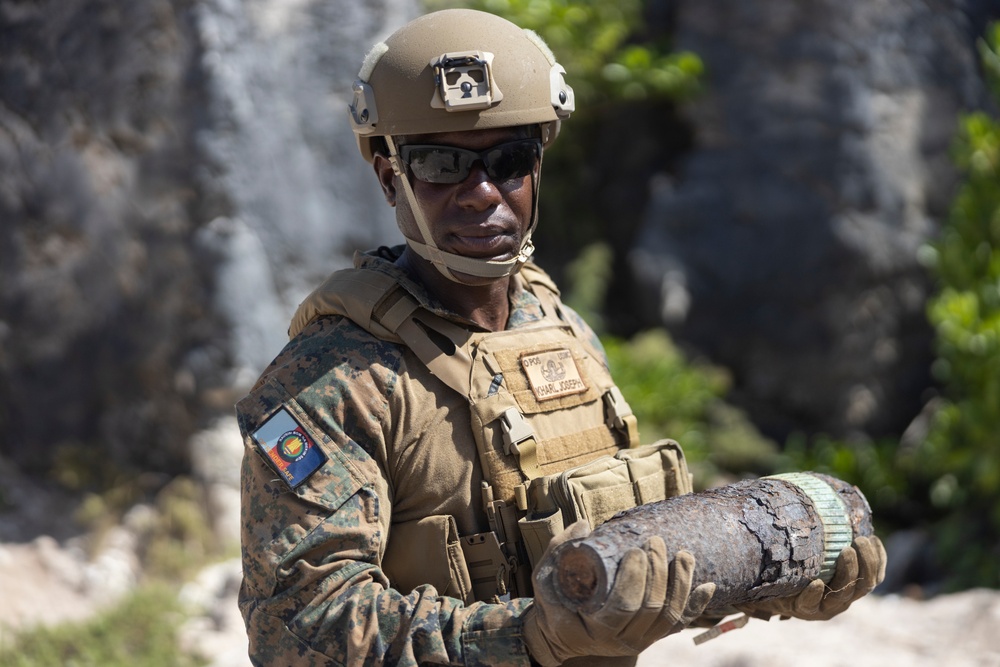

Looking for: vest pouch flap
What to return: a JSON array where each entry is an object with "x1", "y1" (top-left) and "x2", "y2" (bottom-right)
[
  {"x1": 615, "y1": 438, "x2": 692, "y2": 503},
  {"x1": 550, "y1": 455, "x2": 636, "y2": 528},
  {"x1": 518, "y1": 510, "x2": 565, "y2": 571},
  {"x1": 382, "y1": 515, "x2": 473, "y2": 605}
]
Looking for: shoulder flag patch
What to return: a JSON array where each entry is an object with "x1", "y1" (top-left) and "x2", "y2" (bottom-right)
[{"x1": 251, "y1": 408, "x2": 327, "y2": 488}]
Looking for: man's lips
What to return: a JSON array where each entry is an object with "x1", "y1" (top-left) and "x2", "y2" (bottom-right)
[{"x1": 443, "y1": 223, "x2": 518, "y2": 257}]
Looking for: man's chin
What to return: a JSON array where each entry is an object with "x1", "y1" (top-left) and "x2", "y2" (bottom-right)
[
  {"x1": 445, "y1": 259, "x2": 518, "y2": 285},
  {"x1": 405, "y1": 239, "x2": 522, "y2": 283},
  {"x1": 439, "y1": 246, "x2": 520, "y2": 278}
]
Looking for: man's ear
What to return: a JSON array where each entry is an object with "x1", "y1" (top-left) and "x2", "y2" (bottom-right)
[{"x1": 373, "y1": 154, "x2": 397, "y2": 207}]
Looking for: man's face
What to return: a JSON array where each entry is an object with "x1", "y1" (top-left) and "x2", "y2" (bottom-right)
[{"x1": 377, "y1": 127, "x2": 538, "y2": 274}]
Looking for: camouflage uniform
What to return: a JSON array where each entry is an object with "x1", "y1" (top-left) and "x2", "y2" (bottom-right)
[{"x1": 237, "y1": 246, "x2": 624, "y2": 666}]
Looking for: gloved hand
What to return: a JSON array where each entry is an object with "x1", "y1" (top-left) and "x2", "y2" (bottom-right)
[
  {"x1": 522, "y1": 521, "x2": 716, "y2": 666},
  {"x1": 736, "y1": 535, "x2": 887, "y2": 622}
]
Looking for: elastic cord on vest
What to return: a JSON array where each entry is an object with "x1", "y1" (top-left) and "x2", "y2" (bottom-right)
[{"x1": 385, "y1": 135, "x2": 541, "y2": 282}]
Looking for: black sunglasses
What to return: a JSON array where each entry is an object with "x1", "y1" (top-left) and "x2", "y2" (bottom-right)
[{"x1": 399, "y1": 139, "x2": 542, "y2": 184}]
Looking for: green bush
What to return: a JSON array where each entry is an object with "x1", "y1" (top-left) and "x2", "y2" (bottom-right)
[
  {"x1": 602, "y1": 329, "x2": 781, "y2": 488},
  {"x1": 0, "y1": 585, "x2": 204, "y2": 667},
  {"x1": 565, "y1": 241, "x2": 779, "y2": 486},
  {"x1": 777, "y1": 434, "x2": 924, "y2": 536},
  {"x1": 917, "y1": 23, "x2": 1000, "y2": 590},
  {"x1": 602, "y1": 330, "x2": 728, "y2": 444}
]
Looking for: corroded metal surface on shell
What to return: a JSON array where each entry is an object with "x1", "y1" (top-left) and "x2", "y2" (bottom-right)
[{"x1": 536, "y1": 473, "x2": 873, "y2": 613}]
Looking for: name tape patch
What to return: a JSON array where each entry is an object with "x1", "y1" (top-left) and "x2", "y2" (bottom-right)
[
  {"x1": 252, "y1": 408, "x2": 326, "y2": 488},
  {"x1": 521, "y1": 348, "x2": 588, "y2": 401}
]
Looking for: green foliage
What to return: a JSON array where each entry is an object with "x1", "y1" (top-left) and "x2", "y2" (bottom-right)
[
  {"x1": 423, "y1": 0, "x2": 703, "y2": 104},
  {"x1": 72, "y1": 475, "x2": 224, "y2": 581},
  {"x1": 778, "y1": 434, "x2": 925, "y2": 534},
  {"x1": 564, "y1": 242, "x2": 614, "y2": 331},
  {"x1": 0, "y1": 585, "x2": 205, "y2": 667},
  {"x1": 979, "y1": 22, "x2": 1000, "y2": 99},
  {"x1": 602, "y1": 330, "x2": 779, "y2": 487},
  {"x1": 917, "y1": 26, "x2": 1000, "y2": 590},
  {"x1": 0, "y1": 475, "x2": 228, "y2": 664},
  {"x1": 141, "y1": 477, "x2": 221, "y2": 580},
  {"x1": 603, "y1": 330, "x2": 728, "y2": 444},
  {"x1": 566, "y1": 241, "x2": 779, "y2": 484}
]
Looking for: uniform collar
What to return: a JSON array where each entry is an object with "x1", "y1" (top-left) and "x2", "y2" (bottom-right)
[{"x1": 356, "y1": 246, "x2": 545, "y2": 331}]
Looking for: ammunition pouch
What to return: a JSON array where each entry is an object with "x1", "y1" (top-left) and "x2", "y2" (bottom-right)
[{"x1": 518, "y1": 439, "x2": 692, "y2": 570}]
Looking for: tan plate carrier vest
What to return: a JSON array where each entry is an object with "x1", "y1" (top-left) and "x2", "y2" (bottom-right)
[{"x1": 290, "y1": 261, "x2": 693, "y2": 603}]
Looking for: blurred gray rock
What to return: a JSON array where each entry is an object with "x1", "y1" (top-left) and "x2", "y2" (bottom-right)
[
  {"x1": 190, "y1": 0, "x2": 406, "y2": 384},
  {"x1": 179, "y1": 558, "x2": 249, "y2": 667},
  {"x1": 632, "y1": 0, "x2": 1000, "y2": 439},
  {"x1": 0, "y1": 0, "x2": 410, "y2": 475},
  {"x1": 189, "y1": 416, "x2": 244, "y2": 546}
]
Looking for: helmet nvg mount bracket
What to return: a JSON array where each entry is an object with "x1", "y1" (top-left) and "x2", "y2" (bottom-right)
[
  {"x1": 348, "y1": 9, "x2": 575, "y2": 282},
  {"x1": 430, "y1": 51, "x2": 503, "y2": 112}
]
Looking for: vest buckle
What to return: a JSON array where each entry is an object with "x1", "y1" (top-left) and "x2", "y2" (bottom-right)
[
  {"x1": 499, "y1": 407, "x2": 534, "y2": 456},
  {"x1": 604, "y1": 387, "x2": 641, "y2": 447}
]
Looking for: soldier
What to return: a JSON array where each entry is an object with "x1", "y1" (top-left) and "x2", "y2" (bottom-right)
[{"x1": 236, "y1": 8, "x2": 886, "y2": 666}]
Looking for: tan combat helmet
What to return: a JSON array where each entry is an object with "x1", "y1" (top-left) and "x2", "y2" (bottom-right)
[{"x1": 349, "y1": 9, "x2": 575, "y2": 282}]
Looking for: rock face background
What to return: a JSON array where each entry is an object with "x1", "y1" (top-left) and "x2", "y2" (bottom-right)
[
  {"x1": 0, "y1": 0, "x2": 405, "y2": 475},
  {"x1": 630, "y1": 0, "x2": 1000, "y2": 440}
]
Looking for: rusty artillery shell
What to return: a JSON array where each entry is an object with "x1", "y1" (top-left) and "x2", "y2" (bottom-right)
[{"x1": 536, "y1": 472, "x2": 874, "y2": 614}]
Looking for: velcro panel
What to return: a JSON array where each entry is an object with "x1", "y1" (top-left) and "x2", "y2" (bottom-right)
[
  {"x1": 479, "y1": 425, "x2": 618, "y2": 506},
  {"x1": 579, "y1": 483, "x2": 638, "y2": 527},
  {"x1": 492, "y1": 344, "x2": 600, "y2": 415},
  {"x1": 557, "y1": 455, "x2": 636, "y2": 527}
]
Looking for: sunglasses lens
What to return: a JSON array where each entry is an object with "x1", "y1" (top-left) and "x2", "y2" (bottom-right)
[
  {"x1": 402, "y1": 140, "x2": 540, "y2": 184},
  {"x1": 405, "y1": 147, "x2": 471, "y2": 184},
  {"x1": 484, "y1": 141, "x2": 540, "y2": 181}
]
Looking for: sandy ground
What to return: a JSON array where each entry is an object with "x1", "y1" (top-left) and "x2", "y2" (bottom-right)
[{"x1": 640, "y1": 588, "x2": 1000, "y2": 667}]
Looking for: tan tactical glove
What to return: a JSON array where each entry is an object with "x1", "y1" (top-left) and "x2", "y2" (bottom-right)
[
  {"x1": 522, "y1": 521, "x2": 716, "y2": 667},
  {"x1": 735, "y1": 535, "x2": 887, "y2": 622}
]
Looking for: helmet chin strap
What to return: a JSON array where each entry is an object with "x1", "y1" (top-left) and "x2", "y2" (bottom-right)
[{"x1": 385, "y1": 136, "x2": 541, "y2": 283}]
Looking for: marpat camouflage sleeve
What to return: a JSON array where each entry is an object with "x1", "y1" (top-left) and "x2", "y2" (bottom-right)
[{"x1": 235, "y1": 317, "x2": 533, "y2": 667}]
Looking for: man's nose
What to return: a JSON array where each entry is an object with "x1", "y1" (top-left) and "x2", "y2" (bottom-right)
[{"x1": 455, "y1": 162, "x2": 502, "y2": 207}]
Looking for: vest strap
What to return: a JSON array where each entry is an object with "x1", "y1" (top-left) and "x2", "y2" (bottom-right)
[
  {"x1": 604, "y1": 387, "x2": 641, "y2": 448},
  {"x1": 460, "y1": 531, "x2": 512, "y2": 602},
  {"x1": 395, "y1": 314, "x2": 475, "y2": 397},
  {"x1": 500, "y1": 407, "x2": 543, "y2": 482},
  {"x1": 378, "y1": 287, "x2": 420, "y2": 331}
]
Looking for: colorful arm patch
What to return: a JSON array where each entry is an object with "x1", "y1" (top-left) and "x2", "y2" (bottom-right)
[{"x1": 251, "y1": 407, "x2": 327, "y2": 489}]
